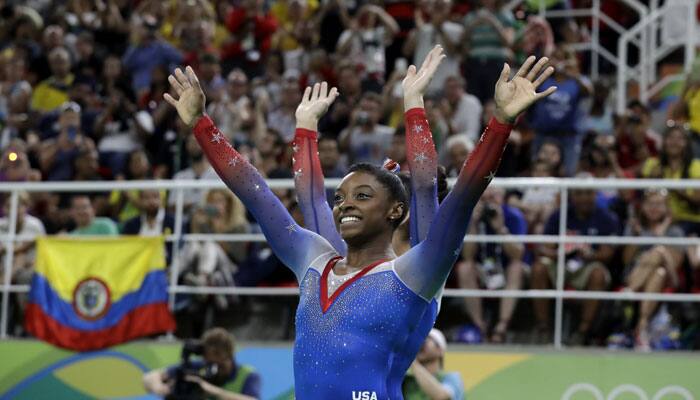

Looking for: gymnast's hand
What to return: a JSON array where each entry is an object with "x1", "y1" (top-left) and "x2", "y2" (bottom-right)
[
  {"x1": 494, "y1": 55, "x2": 557, "y2": 124},
  {"x1": 402, "y1": 45, "x2": 446, "y2": 110},
  {"x1": 295, "y1": 81, "x2": 339, "y2": 131},
  {"x1": 164, "y1": 66, "x2": 206, "y2": 127}
]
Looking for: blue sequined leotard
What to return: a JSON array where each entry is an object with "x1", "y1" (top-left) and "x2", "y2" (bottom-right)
[{"x1": 194, "y1": 114, "x2": 512, "y2": 399}]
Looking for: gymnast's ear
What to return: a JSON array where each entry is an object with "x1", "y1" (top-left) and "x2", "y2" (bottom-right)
[{"x1": 387, "y1": 201, "x2": 406, "y2": 227}]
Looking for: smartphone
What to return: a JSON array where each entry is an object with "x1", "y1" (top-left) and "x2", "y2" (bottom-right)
[{"x1": 67, "y1": 126, "x2": 77, "y2": 141}]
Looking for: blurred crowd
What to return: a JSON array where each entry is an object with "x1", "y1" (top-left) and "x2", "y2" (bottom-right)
[{"x1": 0, "y1": 0, "x2": 699, "y2": 350}]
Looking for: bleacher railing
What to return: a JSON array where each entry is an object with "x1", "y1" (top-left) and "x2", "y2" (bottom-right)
[
  {"x1": 1, "y1": 178, "x2": 700, "y2": 348},
  {"x1": 505, "y1": 0, "x2": 649, "y2": 81}
]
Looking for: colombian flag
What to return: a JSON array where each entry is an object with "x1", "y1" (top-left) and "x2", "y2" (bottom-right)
[{"x1": 25, "y1": 237, "x2": 175, "y2": 351}]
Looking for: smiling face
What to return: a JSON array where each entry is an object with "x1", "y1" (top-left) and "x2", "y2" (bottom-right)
[{"x1": 332, "y1": 171, "x2": 405, "y2": 246}]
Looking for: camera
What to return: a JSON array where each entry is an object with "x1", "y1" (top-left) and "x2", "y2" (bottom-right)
[
  {"x1": 481, "y1": 204, "x2": 498, "y2": 224},
  {"x1": 166, "y1": 340, "x2": 223, "y2": 400},
  {"x1": 356, "y1": 111, "x2": 370, "y2": 125}
]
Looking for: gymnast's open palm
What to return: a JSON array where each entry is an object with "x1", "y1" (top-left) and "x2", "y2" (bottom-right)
[
  {"x1": 164, "y1": 66, "x2": 206, "y2": 126},
  {"x1": 494, "y1": 56, "x2": 557, "y2": 123},
  {"x1": 295, "y1": 82, "x2": 339, "y2": 124},
  {"x1": 402, "y1": 45, "x2": 446, "y2": 98}
]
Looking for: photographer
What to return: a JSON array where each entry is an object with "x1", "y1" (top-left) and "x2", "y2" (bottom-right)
[
  {"x1": 143, "y1": 328, "x2": 260, "y2": 400},
  {"x1": 456, "y1": 187, "x2": 527, "y2": 343},
  {"x1": 402, "y1": 329, "x2": 465, "y2": 400}
]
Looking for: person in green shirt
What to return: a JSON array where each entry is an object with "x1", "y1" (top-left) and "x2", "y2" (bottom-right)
[
  {"x1": 69, "y1": 195, "x2": 119, "y2": 235},
  {"x1": 403, "y1": 329, "x2": 466, "y2": 400}
]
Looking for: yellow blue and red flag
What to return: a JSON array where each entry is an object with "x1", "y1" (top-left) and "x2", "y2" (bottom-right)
[{"x1": 25, "y1": 236, "x2": 175, "y2": 351}]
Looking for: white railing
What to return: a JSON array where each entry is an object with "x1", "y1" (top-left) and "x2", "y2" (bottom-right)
[
  {"x1": 506, "y1": 0, "x2": 648, "y2": 80},
  {"x1": 1, "y1": 178, "x2": 700, "y2": 349},
  {"x1": 617, "y1": 0, "x2": 698, "y2": 113}
]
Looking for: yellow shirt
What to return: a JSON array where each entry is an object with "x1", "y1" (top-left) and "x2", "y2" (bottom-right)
[
  {"x1": 641, "y1": 157, "x2": 700, "y2": 222},
  {"x1": 30, "y1": 75, "x2": 74, "y2": 112},
  {"x1": 686, "y1": 88, "x2": 700, "y2": 134}
]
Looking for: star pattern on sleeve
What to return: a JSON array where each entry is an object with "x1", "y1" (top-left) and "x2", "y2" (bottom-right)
[
  {"x1": 286, "y1": 223, "x2": 297, "y2": 234},
  {"x1": 294, "y1": 169, "x2": 303, "y2": 179},
  {"x1": 211, "y1": 132, "x2": 225, "y2": 144},
  {"x1": 414, "y1": 152, "x2": 428, "y2": 164},
  {"x1": 484, "y1": 171, "x2": 496, "y2": 182},
  {"x1": 227, "y1": 156, "x2": 239, "y2": 168}
]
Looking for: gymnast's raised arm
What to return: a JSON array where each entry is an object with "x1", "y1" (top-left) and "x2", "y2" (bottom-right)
[
  {"x1": 395, "y1": 56, "x2": 557, "y2": 300},
  {"x1": 164, "y1": 67, "x2": 336, "y2": 281}
]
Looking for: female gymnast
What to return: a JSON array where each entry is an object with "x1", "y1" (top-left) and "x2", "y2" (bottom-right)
[
  {"x1": 291, "y1": 46, "x2": 447, "y2": 400},
  {"x1": 164, "y1": 54, "x2": 555, "y2": 399}
]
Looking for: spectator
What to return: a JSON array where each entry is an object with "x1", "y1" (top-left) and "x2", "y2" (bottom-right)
[
  {"x1": 267, "y1": 75, "x2": 301, "y2": 143},
  {"x1": 93, "y1": 83, "x2": 153, "y2": 173},
  {"x1": 515, "y1": 15, "x2": 555, "y2": 61},
  {"x1": 318, "y1": 62, "x2": 363, "y2": 137},
  {"x1": 615, "y1": 107, "x2": 659, "y2": 176},
  {"x1": 197, "y1": 52, "x2": 226, "y2": 104},
  {"x1": 122, "y1": 189, "x2": 174, "y2": 236},
  {"x1": 581, "y1": 80, "x2": 614, "y2": 136},
  {"x1": 270, "y1": 0, "x2": 318, "y2": 72},
  {"x1": 531, "y1": 175, "x2": 619, "y2": 345},
  {"x1": 336, "y1": 4, "x2": 399, "y2": 89},
  {"x1": 622, "y1": 189, "x2": 685, "y2": 350},
  {"x1": 37, "y1": 102, "x2": 94, "y2": 181},
  {"x1": 207, "y1": 69, "x2": 254, "y2": 143},
  {"x1": 461, "y1": 0, "x2": 516, "y2": 103},
  {"x1": 69, "y1": 194, "x2": 118, "y2": 235},
  {"x1": 513, "y1": 160, "x2": 558, "y2": 234},
  {"x1": 527, "y1": 46, "x2": 592, "y2": 176},
  {"x1": 109, "y1": 149, "x2": 159, "y2": 225},
  {"x1": 673, "y1": 65, "x2": 700, "y2": 157},
  {"x1": 204, "y1": 188, "x2": 250, "y2": 265},
  {"x1": 0, "y1": 141, "x2": 41, "y2": 183},
  {"x1": 221, "y1": 0, "x2": 278, "y2": 78},
  {"x1": 0, "y1": 192, "x2": 45, "y2": 289},
  {"x1": 317, "y1": 135, "x2": 346, "y2": 205},
  {"x1": 402, "y1": 329, "x2": 466, "y2": 400},
  {"x1": 439, "y1": 75, "x2": 483, "y2": 142},
  {"x1": 403, "y1": 0, "x2": 463, "y2": 95},
  {"x1": 533, "y1": 139, "x2": 564, "y2": 177},
  {"x1": 339, "y1": 92, "x2": 393, "y2": 165},
  {"x1": 30, "y1": 47, "x2": 73, "y2": 113},
  {"x1": 169, "y1": 134, "x2": 219, "y2": 213},
  {"x1": 178, "y1": 201, "x2": 239, "y2": 331},
  {"x1": 122, "y1": 14, "x2": 183, "y2": 95},
  {"x1": 0, "y1": 55, "x2": 32, "y2": 148},
  {"x1": 640, "y1": 125, "x2": 700, "y2": 236},
  {"x1": 0, "y1": 192, "x2": 45, "y2": 335},
  {"x1": 456, "y1": 187, "x2": 527, "y2": 342},
  {"x1": 143, "y1": 327, "x2": 261, "y2": 399},
  {"x1": 442, "y1": 135, "x2": 473, "y2": 177}
]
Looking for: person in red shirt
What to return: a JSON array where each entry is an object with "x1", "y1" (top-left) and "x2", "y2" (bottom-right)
[
  {"x1": 616, "y1": 105, "x2": 659, "y2": 176},
  {"x1": 221, "y1": 0, "x2": 278, "y2": 78}
]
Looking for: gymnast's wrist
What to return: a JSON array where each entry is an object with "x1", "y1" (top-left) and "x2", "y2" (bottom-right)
[
  {"x1": 296, "y1": 118, "x2": 318, "y2": 131},
  {"x1": 403, "y1": 95, "x2": 424, "y2": 112}
]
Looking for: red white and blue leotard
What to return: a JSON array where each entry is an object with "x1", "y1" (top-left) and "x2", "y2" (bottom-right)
[
  {"x1": 292, "y1": 107, "x2": 442, "y2": 399},
  {"x1": 194, "y1": 114, "x2": 512, "y2": 399}
]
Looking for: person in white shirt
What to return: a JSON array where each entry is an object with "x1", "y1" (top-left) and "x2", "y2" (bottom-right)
[
  {"x1": 169, "y1": 134, "x2": 219, "y2": 212},
  {"x1": 339, "y1": 92, "x2": 394, "y2": 165},
  {"x1": 441, "y1": 75, "x2": 483, "y2": 142},
  {"x1": 0, "y1": 192, "x2": 46, "y2": 282},
  {"x1": 336, "y1": 4, "x2": 400, "y2": 82},
  {"x1": 0, "y1": 192, "x2": 46, "y2": 334},
  {"x1": 403, "y1": 0, "x2": 463, "y2": 95}
]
